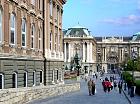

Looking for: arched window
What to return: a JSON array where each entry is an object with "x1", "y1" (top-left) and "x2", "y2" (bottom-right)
[
  {"x1": 33, "y1": 71, "x2": 36, "y2": 86},
  {"x1": 24, "y1": 71, "x2": 28, "y2": 87},
  {"x1": 31, "y1": 24, "x2": 35, "y2": 49},
  {"x1": 21, "y1": 18, "x2": 26, "y2": 47},
  {"x1": 0, "y1": 74, "x2": 4, "y2": 89},
  {"x1": 0, "y1": 8, "x2": 2, "y2": 42},
  {"x1": 12, "y1": 72, "x2": 17, "y2": 88},
  {"x1": 10, "y1": 13, "x2": 16, "y2": 44},
  {"x1": 40, "y1": 70, "x2": 43, "y2": 84},
  {"x1": 50, "y1": 0, "x2": 53, "y2": 16}
]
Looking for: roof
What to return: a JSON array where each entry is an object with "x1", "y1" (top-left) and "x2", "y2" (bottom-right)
[
  {"x1": 131, "y1": 32, "x2": 140, "y2": 41},
  {"x1": 64, "y1": 25, "x2": 92, "y2": 37}
]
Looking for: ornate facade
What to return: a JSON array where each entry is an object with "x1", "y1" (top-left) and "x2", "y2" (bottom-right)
[
  {"x1": 63, "y1": 26, "x2": 97, "y2": 74},
  {"x1": 96, "y1": 33, "x2": 140, "y2": 73},
  {"x1": 0, "y1": 0, "x2": 66, "y2": 89},
  {"x1": 64, "y1": 26, "x2": 140, "y2": 74}
]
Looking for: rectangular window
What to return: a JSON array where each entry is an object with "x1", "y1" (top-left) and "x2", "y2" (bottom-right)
[
  {"x1": 22, "y1": 34, "x2": 25, "y2": 46},
  {"x1": 11, "y1": 30, "x2": 15, "y2": 44}
]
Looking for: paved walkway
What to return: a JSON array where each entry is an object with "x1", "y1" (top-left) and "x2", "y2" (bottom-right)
[{"x1": 29, "y1": 74, "x2": 130, "y2": 104}]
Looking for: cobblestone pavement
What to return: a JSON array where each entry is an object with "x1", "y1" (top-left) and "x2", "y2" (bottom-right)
[{"x1": 29, "y1": 74, "x2": 129, "y2": 104}]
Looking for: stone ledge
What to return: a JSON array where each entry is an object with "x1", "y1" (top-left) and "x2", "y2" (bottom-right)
[{"x1": 0, "y1": 83, "x2": 80, "y2": 104}]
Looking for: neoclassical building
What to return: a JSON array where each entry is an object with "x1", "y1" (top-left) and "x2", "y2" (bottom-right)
[
  {"x1": 0, "y1": 0, "x2": 66, "y2": 89},
  {"x1": 63, "y1": 26, "x2": 97, "y2": 74},
  {"x1": 64, "y1": 26, "x2": 140, "y2": 74},
  {"x1": 44, "y1": 0, "x2": 66, "y2": 85}
]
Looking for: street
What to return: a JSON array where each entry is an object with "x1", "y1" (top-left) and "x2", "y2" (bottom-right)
[{"x1": 29, "y1": 73, "x2": 130, "y2": 104}]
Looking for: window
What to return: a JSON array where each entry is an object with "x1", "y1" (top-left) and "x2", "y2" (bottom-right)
[
  {"x1": 38, "y1": 28, "x2": 42, "y2": 50},
  {"x1": 33, "y1": 71, "x2": 36, "y2": 86},
  {"x1": 31, "y1": 24, "x2": 35, "y2": 49},
  {"x1": 21, "y1": 18, "x2": 26, "y2": 47},
  {"x1": 50, "y1": 0, "x2": 53, "y2": 16},
  {"x1": 50, "y1": 31, "x2": 52, "y2": 50},
  {"x1": 31, "y1": 0, "x2": 35, "y2": 5},
  {"x1": 0, "y1": 9, "x2": 2, "y2": 42},
  {"x1": 57, "y1": 70, "x2": 59, "y2": 80},
  {"x1": 0, "y1": 74, "x2": 4, "y2": 89},
  {"x1": 40, "y1": 70, "x2": 43, "y2": 84},
  {"x1": 24, "y1": 71, "x2": 28, "y2": 87},
  {"x1": 38, "y1": 0, "x2": 42, "y2": 10},
  {"x1": 12, "y1": 72, "x2": 17, "y2": 88},
  {"x1": 10, "y1": 13, "x2": 16, "y2": 44}
]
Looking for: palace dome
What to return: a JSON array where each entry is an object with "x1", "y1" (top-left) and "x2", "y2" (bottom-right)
[{"x1": 64, "y1": 25, "x2": 92, "y2": 37}]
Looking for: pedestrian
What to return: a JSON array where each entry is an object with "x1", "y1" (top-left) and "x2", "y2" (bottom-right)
[
  {"x1": 87, "y1": 78, "x2": 93, "y2": 96},
  {"x1": 110, "y1": 80, "x2": 113, "y2": 90},
  {"x1": 118, "y1": 81, "x2": 122, "y2": 94},
  {"x1": 114, "y1": 81, "x2": 117, "y2": 90},
  {"x1": 102, "y1": 80, "x2": 107, "y2": 92},
  {"x1": 92, "y1": 80, "x2": 95, "y2": 95},
  {"x1": 95, "y1": 73, "x2": 98, "y2": 79},
  {"x1": 107, "y1": 81, "x2": 111, "y2": 93}
]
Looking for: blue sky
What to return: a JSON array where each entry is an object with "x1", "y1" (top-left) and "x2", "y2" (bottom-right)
[{"x1": 63, "y1": 0, "x2": 140, "y2": 37}]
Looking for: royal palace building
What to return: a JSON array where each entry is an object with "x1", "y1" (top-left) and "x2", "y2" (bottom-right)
[
  {"x1": 64, "y1": 26, "x2": 140, "y2": 74},
  {"x1": 0, "y1": 0, "x2": 66, "y2": 89},
  {"x1": 63, "y1": 26, "x2": 97, "y2": 74}
]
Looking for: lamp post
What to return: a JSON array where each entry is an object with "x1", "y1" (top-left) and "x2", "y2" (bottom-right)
[
  {"x1": 130, "y1": 49, "x2": 138, "y2": 97},
  {"x1": 124, "y1": 64, "x2": 127, "y2": 91}
]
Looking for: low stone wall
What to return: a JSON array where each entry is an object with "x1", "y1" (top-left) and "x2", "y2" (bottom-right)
[{"x1": 0, "y1": 83, "x2": 80, "y2": 104}]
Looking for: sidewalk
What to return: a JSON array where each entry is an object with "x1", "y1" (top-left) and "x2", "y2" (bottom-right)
[
  {"x1": 123, "y1": 87, "x2": 140, "y2": 104},
  {"x1": 29, "y1": 74, "x2": 130, "y2": 104}
]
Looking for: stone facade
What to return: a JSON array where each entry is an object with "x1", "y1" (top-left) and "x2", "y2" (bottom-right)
[
  {"x1": 44, "y1": 0, "x2": 66, "y2": 85},
  {"x1": 63, "y1": 26, "x2": 97, "y2": 74},
  {"x1": 95, "y1": 35, "x2": 140, "y2": 73},
  {"x1": 0, "y1": 0, "x2": 66, "y2": 89},
  {"x1": 64, "y1": 26, "x2": 140, "y2": 74},
  {"x1": 0, "y1": 83, "x2": 80, "y2": 104}
]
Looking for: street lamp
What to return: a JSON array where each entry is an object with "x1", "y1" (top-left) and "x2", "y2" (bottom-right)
[
  {"x1": 132, "y1": 49, "x2": 137, "y2": 82},
  {"x1": 130, "y1": 49, "x2": 138, "y2": 97},
  {"x1": 124, "y1": 64, "x2": 127, "y2": 91}
]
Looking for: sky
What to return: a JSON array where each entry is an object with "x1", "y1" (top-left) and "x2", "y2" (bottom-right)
[{"x1": 63, "y1": 0, "x2": 140, "y2": 37}]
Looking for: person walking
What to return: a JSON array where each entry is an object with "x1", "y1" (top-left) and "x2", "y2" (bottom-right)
[
  {"x1": 92, "y1": 80, "x2": 95, "y2": 95},
  {"x1": 102, "y1": 80, "x2": 107, "y2": 92},
  {"x1": 118, "y1": 81, "x2": 122, "y2": 94},
  {"x1": 87, "y1": 78, "x2": 93, "y2": 96}
]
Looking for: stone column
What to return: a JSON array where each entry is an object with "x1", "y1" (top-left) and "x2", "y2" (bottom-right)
[
  {"x1": 90, "y1": 42, "x2": 92, "y2": 62},
  {"x1": 122, "y1": 48, "x2": 124, "y2": 61},
  {"x1": 64, "y1": 42, "x2": 66, "y2": 62},
  {"x1": 68, "y1": 43, "x2": 71, "y2": 62},
  {"x1": 83, "y1": 42, "x2": 85, "y2": 62},
  {"x1": 102, "y1": 48, "x2": 104, "y2": 62},
  {"x1": 105, "y1": 48, "x2": 106, "y2": 62},
  {"x1": 87, "y1": 43, "x2": 90, "y2": 62}
]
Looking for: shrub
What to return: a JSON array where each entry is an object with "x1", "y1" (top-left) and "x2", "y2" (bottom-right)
[
  {"x1": 122, "y1": 72, "x2": 132, "y2": 82},
  {"x1": 135, "y1": 80, "x2": 140, "y2": 95}
]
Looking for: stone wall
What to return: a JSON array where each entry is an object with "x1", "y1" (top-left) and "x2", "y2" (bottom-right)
[{"x1": 0, "y1": 83, "x2": 80, "y2": 104}]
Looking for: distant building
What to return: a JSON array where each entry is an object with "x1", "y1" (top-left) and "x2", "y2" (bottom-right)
[
  {"x1": 0, "y1": 0, "x2": 66, "y2": 89},
  {"x1": 63, "y1": 26, "x2": 97, "y2": 75},
  {"x1": 64, "y1": 26, "x2": 140, "y2": 74}
]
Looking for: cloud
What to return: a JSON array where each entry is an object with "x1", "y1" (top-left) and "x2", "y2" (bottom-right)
[{"x1": 102, "y1": 15, "x2": 140, "y2": 25}]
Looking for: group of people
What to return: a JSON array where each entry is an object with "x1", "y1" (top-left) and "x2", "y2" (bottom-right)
[
  {"x1": 102, "y1": 76, "x2": 123, "y2": 94},
  {"x1": 87, "y1": 72, "x2": 125, "y2": 96},
  {"x1": 87, "y1": 78, "x2": 96, "y2": 96}
]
